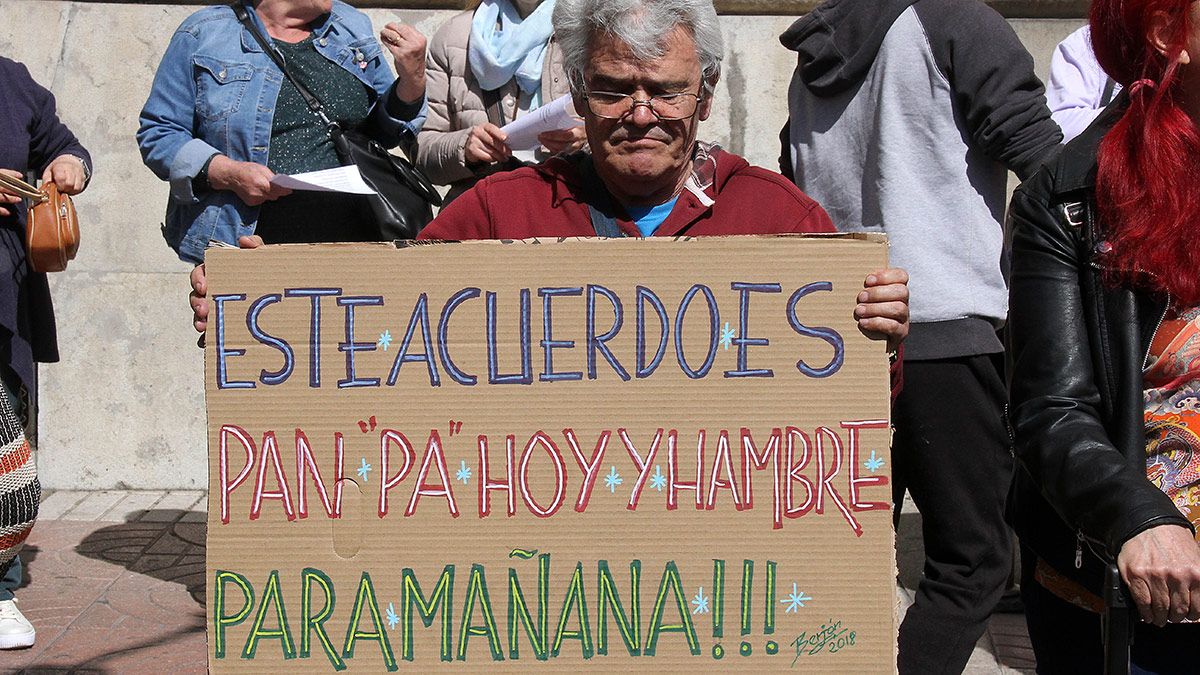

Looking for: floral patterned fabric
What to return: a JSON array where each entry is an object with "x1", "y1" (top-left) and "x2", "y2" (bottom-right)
[{"x1": 1143, "y1": 304, "x2": 1200, "y2": 541}]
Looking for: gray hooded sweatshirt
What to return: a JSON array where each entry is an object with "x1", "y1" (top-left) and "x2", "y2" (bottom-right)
[{"x1": 780, "y1": 0, "x2": 1062, "y2": 359}]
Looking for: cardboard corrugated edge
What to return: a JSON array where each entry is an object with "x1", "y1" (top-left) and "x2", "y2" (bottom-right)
[
  {"x1": 205, "y1": 232, "x2": 891, "y2": 253},
  {"x1": 395, "y1": 232, "x2": 891, "y2": 247}
]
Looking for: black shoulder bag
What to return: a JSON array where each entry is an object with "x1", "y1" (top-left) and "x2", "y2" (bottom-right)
[{"x1": 234, "y1": 3, "x2": 441, "y2": 240}]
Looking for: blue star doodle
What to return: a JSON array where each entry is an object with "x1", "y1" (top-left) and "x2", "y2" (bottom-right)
[
  {"x1": 781, "y1": 583, "x2": 812, "y2": 613},
  {"x1": 385, "y1": 602, "x2": 400, "y2": 630},
  {"x1": 377, "y1": 329, "x2": 393, "y2": 351},
  {"x1": 604, "y1": 466, "x2": 623, "y2": 493},
  {"x1": 455, "y1": 459, "x2": 472, "y2": 485},
  {"x1": 864, "y1": 450, "x2": 885, "y2": 473},
  {"x1": 649, "y1": 465, "x2": 667, "y2": 491},
  {"x1": 719, "y1": 322, "x2": 736, "y2": 350},
  {"x1": 357, "y1": 458, "x2": 372, "y2": 482},
  {"x1": 691, "y1": 587, "x2": 710, "y2": 614}
]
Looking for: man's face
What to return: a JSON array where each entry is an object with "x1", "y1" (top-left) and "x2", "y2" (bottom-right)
[{"x1": 574, "y1": 26, "x2": 714, "y2": 207}]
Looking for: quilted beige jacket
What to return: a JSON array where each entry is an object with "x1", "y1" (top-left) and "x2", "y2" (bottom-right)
[{"x1": 416, "y1": 9, "x2": 570, "y2": 198}]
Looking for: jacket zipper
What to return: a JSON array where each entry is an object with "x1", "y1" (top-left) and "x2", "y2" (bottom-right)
[
  {"x1": 1087, "y1": 251, "x2": 1170, "y2": 369},
  {"x1": 1075, "y1": 528, "x2": 1115, "y2": 567},
  {"x1": 1141, "y1": 291, "x2": 1170, "y2": 370},
  {"x1": 1002, "y1": 402, "x2": 1014, "y2": 451}
]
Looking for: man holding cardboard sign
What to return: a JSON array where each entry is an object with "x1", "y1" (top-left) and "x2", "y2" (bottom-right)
[{"x1": 189, "y1": 1, "x2": 912, "y2": 670}]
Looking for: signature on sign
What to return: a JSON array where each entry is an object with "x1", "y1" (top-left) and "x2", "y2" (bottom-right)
[{"x1": 790, "y1": 619, "x2": 856, "y2": 666}]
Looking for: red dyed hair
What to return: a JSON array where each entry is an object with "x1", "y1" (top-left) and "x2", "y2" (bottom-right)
[{"x1": 1090, "y1": 0, "x2": 1200, "y2": 305}]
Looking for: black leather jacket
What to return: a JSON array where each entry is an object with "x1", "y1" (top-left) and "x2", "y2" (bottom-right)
[{"x1": 1007, "y1": 98, "x2": 1193, "y2": 590}]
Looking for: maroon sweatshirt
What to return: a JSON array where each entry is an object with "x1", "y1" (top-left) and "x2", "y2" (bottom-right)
[{"x1": 418, "y1": 144, "x2": 835, "y2": 241}]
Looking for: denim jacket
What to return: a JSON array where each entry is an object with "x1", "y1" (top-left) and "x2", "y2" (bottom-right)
[{"x1": 137, "y1": 0, "x2": 427, "y2": 263}]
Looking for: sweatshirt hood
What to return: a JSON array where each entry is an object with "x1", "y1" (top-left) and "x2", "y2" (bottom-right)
[{"x1": 780, "y1": 0, "x2": 919, "y2": 96}]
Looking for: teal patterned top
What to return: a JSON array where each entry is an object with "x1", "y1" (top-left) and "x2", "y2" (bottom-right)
[{"x1": 268, "y1": 35, "x2": 372, "y2": 174}]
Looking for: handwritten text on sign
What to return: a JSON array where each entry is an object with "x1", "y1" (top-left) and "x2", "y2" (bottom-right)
[{"x1": 204, "y1": 237, "x2": 896, "y2": 672}]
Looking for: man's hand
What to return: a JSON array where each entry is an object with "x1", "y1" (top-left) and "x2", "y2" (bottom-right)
[
  {"x1": 855, "y1": 267, "x2": 910, "y2": 353},
  {"x1": 0, "y1": 169, "x2": 22, "y2": 217},
  {"x1": 207, "y1": 155, "x2": 291, "y2": 206},
  {"x1": 42, "y1": 155, "x2": 87, "y2": 195},
  {"x1": 1118, "y1": 524, "x2": 1200, "y2": 626},
  {"x1": 191, "y1": 235, "x2": 264, "y2": 340},
  {"x1": 464, "y1": 123, "x2": 512, "y2": 166},
  {"x1": 381, "y1": 22, "x2": 427, "y2": 105},
  {"x1": 538, "y1": 126, "x2": 587, "y2": 154}
]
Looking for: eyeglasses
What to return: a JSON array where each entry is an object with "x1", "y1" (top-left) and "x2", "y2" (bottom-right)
[{"x1": 582, "y1": 89, "x2": 704, "y2": 121}]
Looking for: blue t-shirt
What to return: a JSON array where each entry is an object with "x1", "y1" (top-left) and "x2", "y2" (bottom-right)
[{"x1": 627, "y1": 196, "x2": 680, "y2": 237}]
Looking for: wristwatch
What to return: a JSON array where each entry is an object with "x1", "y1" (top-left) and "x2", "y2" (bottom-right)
[
  {"x1": 65, "y1": 154, "x2": 91, "y2": 186},
  {"x1": 193, "y1": 153, "x2": 219, "y2": 194}
]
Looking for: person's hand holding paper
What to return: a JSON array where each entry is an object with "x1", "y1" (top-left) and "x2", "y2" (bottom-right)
[
  {"x1": 537, "y1": 126, "x2": 588, "y2": 154},
  {"x1": 501, "y1": 94, "x2": 585, "y2": 153}
]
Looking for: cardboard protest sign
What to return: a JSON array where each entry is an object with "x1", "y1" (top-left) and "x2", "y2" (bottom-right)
[{"x1": 204, "y1": 235, "x2": 896, "y2": 672}]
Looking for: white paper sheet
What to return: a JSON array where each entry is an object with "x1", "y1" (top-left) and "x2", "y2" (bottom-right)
[
  {"x1": 501, "y1": 94, "x2": 583, "y2": 152},
  {"x1": 269, "y1": 165, "x2": 376, "y2": 194}
]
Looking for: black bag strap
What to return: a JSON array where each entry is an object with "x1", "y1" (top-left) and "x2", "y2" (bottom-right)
[
  {"x1": 481, "y1": 85, "x2": 508, "y2": 127},
  {"x1": 576, "y1": 155, "x2": 626, "y2": 238},
  {"x1": 587, "y1": 205, "x2": 623, "y2": 238},
  {"x1": 232, "y1": 2, "x2": 338, "y2": 131}
]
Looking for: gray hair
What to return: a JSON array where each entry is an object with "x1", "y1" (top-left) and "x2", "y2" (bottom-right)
[{"x1": 553, "y1": 0, "x2": 724, "y2": 95}]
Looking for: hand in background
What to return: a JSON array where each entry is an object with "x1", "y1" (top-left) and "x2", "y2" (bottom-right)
[
  {"x1": 464, "y1": 123, "x2": 512, "y2": 166},
  {"x1": 538, "y1": 126, "x2": 588, "y2": 155},
  {"x1": 381, "y1": 22, "x2": 427, "y2": 105},
  {"x1": 855, "y1": 267, "x2": 911, "y2": 353},
  {"x1": 1118, "y1": 524, "x2": 1200, "y2": 626},
  {"x1": 206, "y1": 155, "x2": 290, "y2": 206},
  {"x1": 42, "y1": 155, "x2": 87, "y2": 194}
]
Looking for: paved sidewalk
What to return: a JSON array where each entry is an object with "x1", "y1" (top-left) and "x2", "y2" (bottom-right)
[
  {"x1": 2, "y1": 490, "x2": 1035, "y2": 673},
  {"x1": 5, "y1": 490, "x2": 206, "y2": 673}
]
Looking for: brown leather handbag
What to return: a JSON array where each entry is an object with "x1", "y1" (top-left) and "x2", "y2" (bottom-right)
[{"x1": 0, "y1": 172, "x2": 80, "y2": 273}]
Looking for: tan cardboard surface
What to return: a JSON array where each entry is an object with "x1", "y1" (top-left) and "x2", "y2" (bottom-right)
[{"x1": 204, "y1": 235, "x2": 896, "y2": 672}]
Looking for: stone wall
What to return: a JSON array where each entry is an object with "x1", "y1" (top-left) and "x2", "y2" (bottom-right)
[{"x1": 0, "y1": 1, "x2": 1084, "y2": 488}]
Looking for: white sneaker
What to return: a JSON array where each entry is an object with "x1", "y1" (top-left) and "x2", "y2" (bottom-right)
[{"x1": 0, "y1": 599, "x2": 35, "y2": 649}]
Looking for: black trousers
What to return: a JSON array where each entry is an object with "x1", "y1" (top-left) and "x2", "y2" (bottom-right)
[
  {"x1": 255, "y1": 192, "x2": 376, "y2": 245},
  {"x1": 893, "y1": 355, "x2": 1014, "y2": 674},
  {"x1": 1020, "y1": 548, "x2": 1200, "y2": 675}
]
